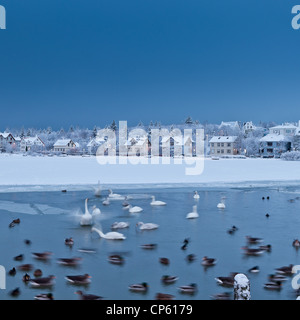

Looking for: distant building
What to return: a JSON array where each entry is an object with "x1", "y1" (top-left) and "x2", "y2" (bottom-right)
[
  {"x1": 243, "y1": 121, "x2": 256, "y2": 134},
  {"x1": 219, "y1": 121, "x2": 240, "y2": 130},
  {"x1": 125, "y1": 135, "x2": 150, "y2": 156},
  {"x1": 53, "y1": 139, "x2": 77, "y2": 153},
  {"x1": 259, "y1": 134, "x2": 292, "y2": 158},
  {"x1": 0, "y1": 132, "x2": 15, "y2": 150},
  {"x1": 20, "y1": 136, "x2": 45, "y2": 153},
  {"x1": 209, "y1": 136, "x2": 239, "y2": 156},
  {"x1": 161, "y1": 135, "x2": 194, "y2": 157},
  {"x1": 87, "y1": 137, "x2": 106, "y2": 154},
  {"x1": 269, "y1": 123, "x2": 297, "y2": 136}
]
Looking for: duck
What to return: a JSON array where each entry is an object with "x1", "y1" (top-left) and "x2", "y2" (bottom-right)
[
  {"x1": 80, "y1": 198, "x2": 93, "y2": 226},
  {"x1": 8, "y1": 267, "x2": 16, "y2": 276},
  {"x1": 150, "y1": 196, "x2": 166, "y2": 206},
  {"x1": 57, "y1": 257, "x2": 82, "y2": 266},
  {"x1": 186, "y1": 254, "x2": 196, "y2": 262},
  {"x1": 17, "y1": 264, "x2": 33, "y2": 271},
  {"x1": 34, "y1": 293, "x2": 54, "y2": 300},
  {"x1": 102, "y1": 198, "x2": 110, "y2": 206},
  {"x1": 136, "y1": 221, "x2": 159, "y2": 230},
  {"x1": 91, "y1": 226, "x2": 126, "y2": 240},
  {"x1": 186, "y1": 205, "x2": 199, "y2": 219},
  {"x1": 14, "y1": 254, "x2": 24, "y2": 261},
  {"x1": 108, "y1": 254, "x2": 124, "y2": 265},
  {"x1": 65, "y1": 237, "x2": 74, "y2": 246},
  {"x1": 32, "y1": 251, "x2": 53, "y2": 261},
  {"x1": 9, "y1": 287, "x2": 20, "y2": 297},
  {"x1": 264, "y1": 281, "x2": 282, "y2": 290},
  {"x1": 159, "y1": 258, "x2": 170, "y2": 265},
  {"x1": 111, "y1": 221, "x2": 130, "y2": 230},
  {"x1": 155, "y1": 293, "x2": 175, "y2": 300},
  {"x1": 22, "y1": 273, "x2": 31, "y2": 282},
  {"x1": 246, "y1": 236, "x2": 263, "y2": 244},
  {"x1": 217, "y1": 201, "x2": 226, "y2": 209},
  {"x1": 268, "y1": 274, "x2": 287, "y2": 282},
  {"x1": 201, "y1": 256, "x2": 217, "y2": 266},
  {"x1": 275, "y1": 264, "x2": 294, "y2": 275},
  {"x1": 227, "y1": 225, "x2": 238, "y2": 234},
  {"x1": 65, "y1": 274, "x2": 91, "y2": 285},
  {"x1": 129, "y1": 205, "x2": 143, "y2": 213},
  {"x1": 178, "y1": 283, "x2": 197, "y2": 294},
  {"x1": 215, "y1": 273, "x2": 238, "y2": 287},
  {"x1": 75, "y1": 290, "x2": 103, "y2": 300},
  {"x1": 161, "y1": 275, "x2": 179, "y2": 284},
  {"x1": 94, "y1": 180, "x2": 101, "y2": 197},
  {"x1": 259, "y1": 244, "x2": 272, "y2": 252},
  {"x1": 193, "y1": 191, "x2": 200, "y2": 199},
  {"x1": 30, "y1": 275, "x2": 56, "y2": 288},
  {"x1": 9, "y1": 218, "x2": 21, "y2": 228},
  {"x1": 24, "y1": 239, "x2": 31, "y2": 245},
  {"x1": 34, "y1": 269, "x2": 43, "y2": 277},
  {"x1": 129, "y1": 282, "x2": 148, "y2": 292},
  {"x1": 181, "y1": 238, "x2": 190, "y2": 250},
  {"x1": 293, "y1": 239, "x2": 300, "y2": 247},
  {"x1": 211, "y1": 292, "x2": 231, "y2": 300},
  {"x1": 241, "y1": 247, "x2": 264, "y2": 256},
  {"x1": 248, "y1": 266, "x2": 260, "y2": 273},
  {"x1": 140, "y1": 243, "x2": 157, "y2": 250}
]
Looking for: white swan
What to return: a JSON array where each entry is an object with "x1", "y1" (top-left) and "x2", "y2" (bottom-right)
[
  {"x1": 91, "y1": 226, "x2": 126, "y2": 240},
  {"x1": 150, "y1": 196, "x2": 166, "y2": 206},
  {"x1": 129, "y1": 205, "x2": 143, "y2": 213},
  {"x1": 136, "y1": 221, "x2": 159, "y2": 230},
  {"x1": 108, "y1": 189, "x2": 124, "y2": 199},
  {"x1": 102, "y1": 198, "x2": 110, "y2": 206},
  {"x1": 94, "y1": 181, "x2": 101, "y2": 197},
  {"x1": 193, "y1": 191, "x2": 200, "y2": 199},
  {"x1": 217, "y1": 201, "x2": 226, "y2": 209},
  {"x1": 186, "y1": 205, "x2": 199, "y2": 219},
  {"x1": 92, "y1": 205, "x2": 101, "y2": 216},
  {"x1": 111, "y1": 221, "x2": 130, "y2": 229},
  {"x1": 80, "y1": 198, "x2": 93, "y2": 226}
]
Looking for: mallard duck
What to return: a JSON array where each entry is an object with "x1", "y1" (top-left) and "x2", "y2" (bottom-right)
[
  {"x1": 140, "y1": 243, "x2": 157, "y2": 250},
  {"x1": 17, "y1": 264, "x2": 33, "y2": 271},
  {"x1": 259, "y1": 245, "x2": 272, "y2": 252},
  {"x1": 75, "y1": 290, "x2": 103, "y2": 300},
  {"x1": 215, "y1": 273, "x2": 238, "y2": 287},
  {"x1": 241, "y1": 247, "x2": 264, "y2": 256},
  {"x1": 161, "y1": 275, "x2": 178, "y2": 284},
  {"x1": 201, "y1": 256, "x2": 217, "y2": 266},
  {"x1": 248, "y1": 266, "x2": 260, "y2": 273},
  {"x1": 159, "y1": 258, "x2": 170, "y2": 265},
  {"x1": 264, "y1": 281, "x2": 282, "y2": 290},
  {"x1": 32, "y1": 251, "x2": 52, "y2": 261},
  {"x1": 211, "y1": 292, "x2": 231, "y2": 300},
  {"x1": 108, "y1": 255, "x2": 124, "y2": 265},
  {"x1": 30, "y1": 275, "x2": 56, "y2": 288},
  {"x1": 293, "y1": 239, "x2": 300, "y2": 247},
  {"x1": 9, "y1": 287, "x2": 20, "y2": 297},
  {"x1": 275, "y1": 264, "x2": 294, "y2": 275},
  {"x1": 34, "y1": 293, "x2": 54, "y2": 300},
  {"x1": 22, "y1": 273, "x2": 31, "y2": 282},
  {"x1": 246, "y1": 236, "x2": 263, "y2": 244},
  {"x1": 268, "y1": 274, "x2": 287, "y2": 282},
  {"x1": 34, "y1": 269, "x2": 43, "y2": 277},
  {"x1": 65, "y1": 274, "x2": 91, "y2": 285},
  {"x1": 128, "y1": 282, "x2": 148, "y2": 292},
  {"x1": 14, "y1": 254, "x2": 24, "y2": 261},
  {"x1": 65, "y1": 238, "x2": 74, "y2": 246},
  {"x1": 178, "y1": 283, "x2": 197, "y2": 294},
  {"x1": 8, "y1": 267, "x2": 16, "y2": 276},
  {"x1": 155, "y1": 293, "x2": 175, "y2": 300},
  {"x1": 186, "y1": 254, "x2": 196, "y2": 262},
  {"x1": 57, "y1": 257, "x2": 82, "y2": 266}
]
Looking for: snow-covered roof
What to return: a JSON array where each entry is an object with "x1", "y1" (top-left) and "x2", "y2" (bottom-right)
[
  {"x1": 22, "y1": 136, "x2": 44, "y2": 145},
  {"x1": 14, "y1": 137, "x2": 21, "y2": 142},
  {"x1": 161, "y1": 135, "x2": 194, "y2": 145},
  {"x1": 260, "y1": 134, "x2": 290, "y2": 142},
  {"x1": 87, "y1": 138, "x2": 105, "y2": 147},
  {"x1": 270, "y1": 124, "x2": 297, "y2": 130},
  {"x1": 0, "y1": 132, "x2": 13, "y2": 139},
  {"x1": 54, "y1": 139, "x2": 75, "y2": 147},
  {"x1": 219, "y1": 121, "x2": 239, "y2": 128},
  {"x1": 209, "y1": 136, "x2": 238, "y2": 143},
  {"x1": 125, "y1": 136, "x2": 149, "y2": 146}
]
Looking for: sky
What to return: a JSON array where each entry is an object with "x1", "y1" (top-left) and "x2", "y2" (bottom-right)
[{"x1": 0, "y1": 0, "x2": 300, "y2": 130}]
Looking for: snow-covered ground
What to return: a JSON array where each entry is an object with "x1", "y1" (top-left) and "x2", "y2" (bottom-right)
[{"x1": 1, "y1": 154, "x2": 300, "y2": 190}]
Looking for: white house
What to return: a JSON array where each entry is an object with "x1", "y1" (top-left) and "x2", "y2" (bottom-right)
[
  {"x1": 219, "y1": 121, "x2": 240, "y2": 130},
  {"x1": 20, "y1": 136, "x2": 45, "y2": 153},
  {"x1": 161, "y1": 135, "x2": 194, "y2": 157},
  {"x1": 209, "y1": 136, "x2": 239, "y2": 156},
  {"x1": 269, "y1": 123, "x2": 297, "y2": 136},
  {"x1": 243, "y1": 121, "x2": 256, "y2": 134},
  {"x1": 259, "y1": 134, "x2": 292, "y2": 158},
  {"x1": 0, "y1": 132, "x2": 15, "y2": 150},
  {"x1": 125, "y1": 135, "x2": 150, "y2": 156},
  {"x1": 53, "y1": 139, "x2": 77, "y2": 153},
  {"x1": 87, "y1": 138, "x2": 106, "y2": 154}
]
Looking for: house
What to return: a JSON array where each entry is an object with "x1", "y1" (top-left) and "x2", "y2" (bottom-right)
[
  {"x1": 0, "y1": 132, "x2": 15, "y2": 150},
  {"x1": 161, "y1": 134, "x2": 194, "y2": 157},
  {"x1": 125, "y1": 135, "x2": 150, "y2": 156},
  {"x1": 269, "y1": 123, "x2": 297, "y2": 136},
  {"x1": 259, "y1": 134, "x2": 292, "y2": 158},
  {"x1": 209, "y1": 136, "x2": 239, "y2": 156},
  {"x1": 87, "y1": 138, "x2": 106, "y2": 154},
  {"x1": 20, "y1": 136, "x2": 45, "y2": 153},
  {"x1": 243, "y1": 121, "x2": 256, "y2": 134},
  {"x1": 53, "y1": 139, "x2": 77, "y2": 153}
]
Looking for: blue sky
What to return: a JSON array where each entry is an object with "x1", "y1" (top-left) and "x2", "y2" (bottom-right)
[{"x1": 0, "y1": 0, "x2": 299, "y2": 129}]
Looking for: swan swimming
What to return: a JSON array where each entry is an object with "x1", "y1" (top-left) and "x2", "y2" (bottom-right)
[
  {"x1": 80, "y1": 198, "x2": 93, "y2": 226},
  {"x1": 108, "y1": 189, "x2": 124, "y2": 200},
  {"x1": 94, "y1": 181, "x2": 101, "y2": 197},
  {"x1": 91, "y1": 226, "x2": 126, "y2": 240},
  {"x1": 92, "y1": 205, "x2": 101, "y2": 216},
  {"x1": 186, "y1": 205, "x2": 199, "y2": 219},
  {"x1": 128, "y1": 205, "x2": 143, "y2": 213},
  {"x1": 136, "y1": 221, "x2": 159, "y2": 230},
  {"x1": 102, "y1": 198, "x2": 110, "y2": 206},
  {"x1": 111, "y1": 221, "x2": 130, "y2": 229},
  {"x1": 193, "y1": 191, "x2": 200, "y2": 199},
  {"x1": 217, "y1": 201, "x2": 226, "y2": 209},
  {"x1": 150, "y1": 196, "x2": 166, "y2": 206}
]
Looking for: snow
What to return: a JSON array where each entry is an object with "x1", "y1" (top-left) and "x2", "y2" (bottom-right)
[
  {"x1": 260, "y1": 134, "x2": 289, "y2": 142},
  {"x1": 0, "y1": 154, "x2": 300, "y2": 190},
  {"x1": 209, "y1": 136, "x2": 238, "y2": 143}
]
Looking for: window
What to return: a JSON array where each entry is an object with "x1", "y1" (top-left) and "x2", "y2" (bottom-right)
[
  {"x1": 227, "y1": 150, "x2": 231, "y2": 153},
  {"x1": 267, "y1": 148, "x2": 273, "y2": 153},
  {"x1": 211, "y1": 143, "x2": 214, "y2": 147},
  {"x1": 267, "y1": 142, "x2": 273, "y2": 147},
  {"x1": 217, "y1": 149, "x2": 220, "y2": 154},
  {"x1": 221, "y1": 149, "x2": 224, "y2": 153},
  {"x1": 227, "y1": 143, "x2": 231, "y2": 147},
  {"x1": 221, "y1": 143, "x2": 224, "y2": 147},
  {"x1": 217, "y1": 143, "x2": 220, "y2": 147}
]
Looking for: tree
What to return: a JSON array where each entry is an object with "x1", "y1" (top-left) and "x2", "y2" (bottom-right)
[
  {"x1": 185, "y1": 116, "x2": 193, "y2": 125},
  {"x1": 110, "y1": 120, "x2": 117, "y2": 132}
]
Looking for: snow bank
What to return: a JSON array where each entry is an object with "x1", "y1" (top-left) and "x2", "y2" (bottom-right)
[{"x1": 0, "y1": 154, "x2": 300, "y2": 189}]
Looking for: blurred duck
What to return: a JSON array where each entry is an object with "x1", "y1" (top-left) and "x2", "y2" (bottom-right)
[
  {"x1": 248, "y1": 266, "x2": 260, "y2": 273},
  {"x1": 293, "y1": 239, "x2": 300, "y2": 247},
  {"x1": 201, "y1": 256, "x2": 217, "y2": 266},
  {"x1": 215, "y1": 273, "x2": 238, "y2": 287},
  {"x1": 275, "y1": 264, "x2": 294, "y2": 275},
  {"x1": 9, "y1": 287, "x2": 20, "y2": 297},
  {"x1": 75, "y1": 290, "x2": 103, "y2": 300},
  {"x1": 264, "y1": 281, "x2": 282, "y2": 290},
  {"x1": 211, "y1": 292, "x2": 231, "y2": 300},
  {"x1": 140, "y1": 243, "x2": 157, "y2": 250},
  {"x1": 178, "y1": 283, "x2": 197, "y2": 294},
  {"x1": 161, "y1": 275, "x2": 179, "y2": 284},
  {"x1": 8, "y1": 267, "x2": 16, "y2": 276},
  {"x1": 57, "y1": 257, "x2": 82, "y2": 266},
  {"x1": 65, "y1": 237, "x2": 74, "y2": 246},
  {"x1": 14, "y1": 254, "x2": 24, "y2": 261},
  {"x1": 34, "y1": 293, "x2": 54, "y2": 300},
  {"x1": 32, "y1": 251, "x2": 52, "y2": 261},
  {"x1": 155, "y1": 293, "x2": 175, "y2": 300},
  {"x1": 30, "y1": 275, "x2": 56, "y2": 288},
  {"x1": 159, "y1": 258, "x2": 170, "y2": 265},
  {"x1": 108, "y1": 255, "x2": 124, "y2": 265},
  {"x1": 129, "y1": 282, "x2": 148, "y2": 292},
  {"x1": 241, "y1": 247, "x2": 264, "y2": 256},
  {"x1": 246, "y1": 236, "x2": 263, "y2": 244},
  {"x1": 65, "y1": 274, "x2": 91, "y2": 285}
]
